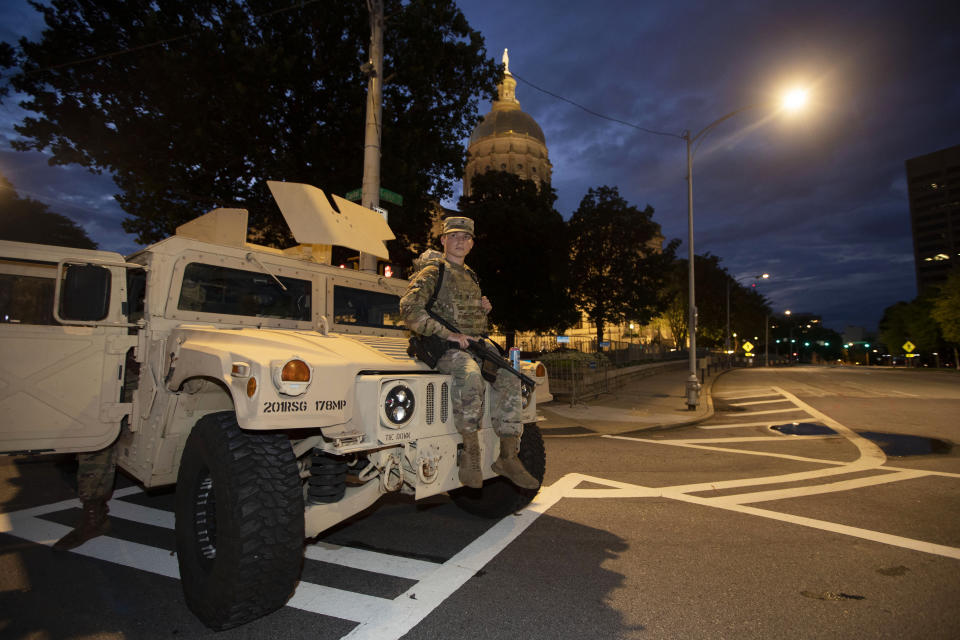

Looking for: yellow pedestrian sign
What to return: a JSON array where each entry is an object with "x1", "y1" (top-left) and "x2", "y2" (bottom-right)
[
  {"x1": 742, "y1": 341, "x2": 754, "y2": 353},
  {"x1": 902, "y1": 341, "x2": 915, "y2": 353}
]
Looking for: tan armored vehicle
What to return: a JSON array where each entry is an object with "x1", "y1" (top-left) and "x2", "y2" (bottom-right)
[{"x1": 0, "y1": 181, "x2": 546, "y2": 630}]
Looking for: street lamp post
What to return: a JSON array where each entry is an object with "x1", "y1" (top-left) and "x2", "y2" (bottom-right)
[
  {"x1": 682, "y1": 90, "x2": 808, "y2": 408},
  {"x1": 683, "y1": 107, "x2": 772, "y2": 409}
]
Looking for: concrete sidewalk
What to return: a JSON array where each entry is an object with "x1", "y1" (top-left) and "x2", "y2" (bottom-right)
[{"x1": 537, "y1": 362, "x2": 721, "y2": 436}]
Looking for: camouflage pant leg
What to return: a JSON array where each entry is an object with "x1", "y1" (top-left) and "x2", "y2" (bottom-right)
[
  {"x1": 77, "y1": 445, "x2": 117, "y2": 502},
  {"x1": 436, "y1": 349, "x2": 485, "y2": 434},
  {"x1": 490, "y1": 367, "x2": 523, "y2": 437}
]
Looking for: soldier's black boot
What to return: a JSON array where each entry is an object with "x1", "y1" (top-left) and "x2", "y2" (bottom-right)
[
  {"x1": 53, "y1": 498, "x2": 110, "y2": 550},
  {"x1": 491, "y1": 435, "x2": 540, "y2": 490}
]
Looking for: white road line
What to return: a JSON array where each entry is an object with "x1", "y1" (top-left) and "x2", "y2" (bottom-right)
[
  {"x1": 3, "y1": 510, "x2": 181, "y2": 578},
  {"x1": 108, "y1": 499, "x2": 175, "y2": 529},
  {"x1": 712, "y1": 391, "x2": 779, "y2": 400},
  {"x1": 287, "y1": 583, "x2": 393, "y2": 623},
  {"x1": 558, "y1": 472, "x2": 960, "y2": 561},
  {"x1": 730, "y1": 399, "x2": 791, "y2": 406},
  {"x1": 339, "y1": 475, "x2": 577, "y2": 640},
  {"x1": 699, "y1": 421, "x2": 790, "y2": 430},
  {"x1": 736, "y1": 407, "x2": 810, "y2": 416},
  {"x1": 605, "y1": 434, "x2": 850, "y2": 466},
  {"x1": 674, "y1": 492, "x2": 960, "y2": 560},
  {"x1": 657, "y1": 435, "x2": 837, "y2": 445},
  {"x1": 773, "y1": 386, "x2": 886, "y2": 465},
  {"x1": 305, "y1": 542, "x2": 440, "y2": 581},
  {"x1": 709, "y1": 469, "x2": 930, "y2": 505}
]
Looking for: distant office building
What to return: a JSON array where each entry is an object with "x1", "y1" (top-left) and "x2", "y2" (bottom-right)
[{"x1": 906, "y1": 144, "x2": 960, "y2": 292}]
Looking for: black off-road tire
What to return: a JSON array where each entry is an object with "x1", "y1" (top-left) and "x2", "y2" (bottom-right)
[
  {"x1": 175, "y1": 411, "x2": 304, "y2": 630},
  {"x1": 450, "y1": 422, "x2": 546, "y2": 519}
]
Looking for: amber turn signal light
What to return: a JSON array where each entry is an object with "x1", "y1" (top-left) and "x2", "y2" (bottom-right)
[{"x1": 281, "y1": 359, "x2": 311, "y2": 382}]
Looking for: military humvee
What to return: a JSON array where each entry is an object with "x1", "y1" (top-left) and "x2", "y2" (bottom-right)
[{"x1": 0, "y1": 181, "x2": 546, "y2": 630}]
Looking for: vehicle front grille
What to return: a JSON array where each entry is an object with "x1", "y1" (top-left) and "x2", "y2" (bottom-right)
[
  {"x1": 349, "y1": 335, "x2": 414, "y2": 360},
  {"x1": 426, "y1": 383, "x2": 435, "y2": 424},
  {"x1": 441, "y1": 382, "x2": 449, "y2": 423}
]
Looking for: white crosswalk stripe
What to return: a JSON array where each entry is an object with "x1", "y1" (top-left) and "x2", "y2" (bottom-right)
[{"x1": 1, "y1": 491, "x2": 449, "y2": 633}]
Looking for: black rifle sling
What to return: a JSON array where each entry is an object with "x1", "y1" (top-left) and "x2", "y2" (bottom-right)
[
  {"x1": 421, "y1": 262, "x2": 535, "y2": 388},
  {"x1": 425, "y1": 262, "x2": 445, "y2": 316}
]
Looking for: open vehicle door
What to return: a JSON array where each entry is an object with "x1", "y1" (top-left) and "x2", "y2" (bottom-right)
[{"x1": 0, "y1": 241, "x2": 143, "y2": 454}]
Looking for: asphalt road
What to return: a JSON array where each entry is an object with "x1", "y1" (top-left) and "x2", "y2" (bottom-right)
[{"x1": 2, "y1": 366, "x2": 958, "y2": 639}]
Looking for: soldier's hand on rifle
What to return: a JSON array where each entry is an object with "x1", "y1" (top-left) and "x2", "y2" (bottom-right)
[
  {"x1": 480, "y1": 296, "x2": 492, "y2": 314},
  {"x1": 447, "y1": 332, "x2": 475, "y2": 349}
]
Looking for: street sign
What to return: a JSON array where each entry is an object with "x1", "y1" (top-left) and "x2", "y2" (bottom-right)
[
  {"x1": 742, "y1": 341, "x2": 754, "y2": 353},
  {"x1": 343, "y1": 187, "x2": 403, "y2": 206},
  {"x1": 379, "y1": 188, "x2": 403, "y2": 206},
  {"x1": 902, "y1": 341, "x2": 916, "y2": 353}
]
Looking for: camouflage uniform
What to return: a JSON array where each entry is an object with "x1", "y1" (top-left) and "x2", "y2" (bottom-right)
[
  {"x1": 400, "y1": 252, "x2": 522, "y2": 437},
  {"x1": 77, "y1": 445, "x2": 117, "y2": 502}
]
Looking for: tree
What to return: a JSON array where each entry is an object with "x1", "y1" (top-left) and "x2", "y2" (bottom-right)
[
  {"x1": 879, "y1": 296, "x2": 941, "y2": 364},
  {"x1": 662, "y1": 254, "x2": 771, "y2": 351},
  {"x1": 567, "y1": 186, "x2": 678, "y2": 348},
  {"x1": 662, "y1": 282, "x2": 688, "y2": 350},
  {"x1": 0, "y1": 175, "x2": 97, "y2": 249},
  {"x1": 0, "y1": 41, "x2": 13, "y2": 101},
  {"x1": 930, "y1": 270, "x2": 960, "y2": 368},
  {"x1": 458, "y1": 171, "x2": 578, "y2": 347},
  {"x1": 6, "y1": 0, "x2": 498, "y2": 272}
]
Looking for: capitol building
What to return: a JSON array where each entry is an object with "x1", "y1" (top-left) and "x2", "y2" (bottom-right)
[{"x1": 462, "y1": 51, "x2": 673, "y2": 353}]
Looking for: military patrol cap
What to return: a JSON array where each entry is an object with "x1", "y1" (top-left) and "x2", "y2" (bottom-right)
[{"x1": 442, "y1": 216, "x2": 474, "y2": 237}]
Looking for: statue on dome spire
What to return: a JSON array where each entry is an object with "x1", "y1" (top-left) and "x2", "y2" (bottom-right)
[{"x1": 502, "y1": 48, "x2": 510, "y2": 74}]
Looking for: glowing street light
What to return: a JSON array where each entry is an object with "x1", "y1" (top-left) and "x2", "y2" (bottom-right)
[
  {"x1": 782, "y1": 88, "x2": 809, "y2": 111},
  {"x1": 683, "y1": 90, "x2": 809, "y2": 408}
]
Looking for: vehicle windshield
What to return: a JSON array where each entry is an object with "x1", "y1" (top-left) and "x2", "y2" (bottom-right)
[
  {"x1": 178, "y1": 262, "x2": 311, "y2": 321},
  {"x1": 333, "y1": 285, "x2": 402, "y2": 329}
]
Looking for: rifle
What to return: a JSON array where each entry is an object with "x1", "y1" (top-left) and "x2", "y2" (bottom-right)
[
  {"x1": 425, "y1": 309, "x2": 537, "y2": 389},
  {"x1": 406, "y1": 259, "x2": 537, "y2": 388}
]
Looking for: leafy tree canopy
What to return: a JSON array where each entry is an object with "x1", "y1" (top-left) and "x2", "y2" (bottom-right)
[
  {"x1": 458, "y1": 171, "x2": 578, "y2": 345},
  {"x1": 879, "y1": 296, "x2": 940, "y2": 355},
  {"x1": 567, "y1": 185, "x2": 678, "y2": 347},
  {"x1": 664, "y1": 254, "x2": 771, "y2": 350},
  {"x1": 6, "y1": 0, "x2": 498, "y2": 272},
  {"x1": 930, "y1": 270, "x2": 960, "y2": 344},
  {"x1": 0, "y1": 174, "x2": 97, "y2": 249}
]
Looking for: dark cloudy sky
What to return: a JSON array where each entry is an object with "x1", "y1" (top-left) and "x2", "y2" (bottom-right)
[{"x1": 2, "y1": 0, "x2": 958, "y2": 333}]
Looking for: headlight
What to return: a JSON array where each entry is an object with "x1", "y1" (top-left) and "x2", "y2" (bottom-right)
[
  {"x1": 383, "y1": 384, "x2": 415, "y2": 427},
  {"x1": 272, "y1": 357, "x2": 312, "y2": 396},
  {"x1": 521, "y1": 382, "x2": 533, "y2": 409}
]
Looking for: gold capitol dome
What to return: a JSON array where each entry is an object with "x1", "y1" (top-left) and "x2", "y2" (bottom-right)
[{"x1": 463, "y1": 49, "x2": 553, "y2": 196}]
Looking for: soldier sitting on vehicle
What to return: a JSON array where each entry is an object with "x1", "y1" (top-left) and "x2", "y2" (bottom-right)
[{"x1": 399, "y1": 216, "x2": 539, "y2": 490}]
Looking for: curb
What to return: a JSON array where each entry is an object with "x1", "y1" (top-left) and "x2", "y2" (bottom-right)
[{"x1": 539, "y1": 367, "x2": 731, "y2": 438}]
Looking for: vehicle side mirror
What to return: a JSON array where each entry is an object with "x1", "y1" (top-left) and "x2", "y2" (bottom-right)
[{"x1": 59, "y1": 264, "x2": 111, "y2": 321}]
